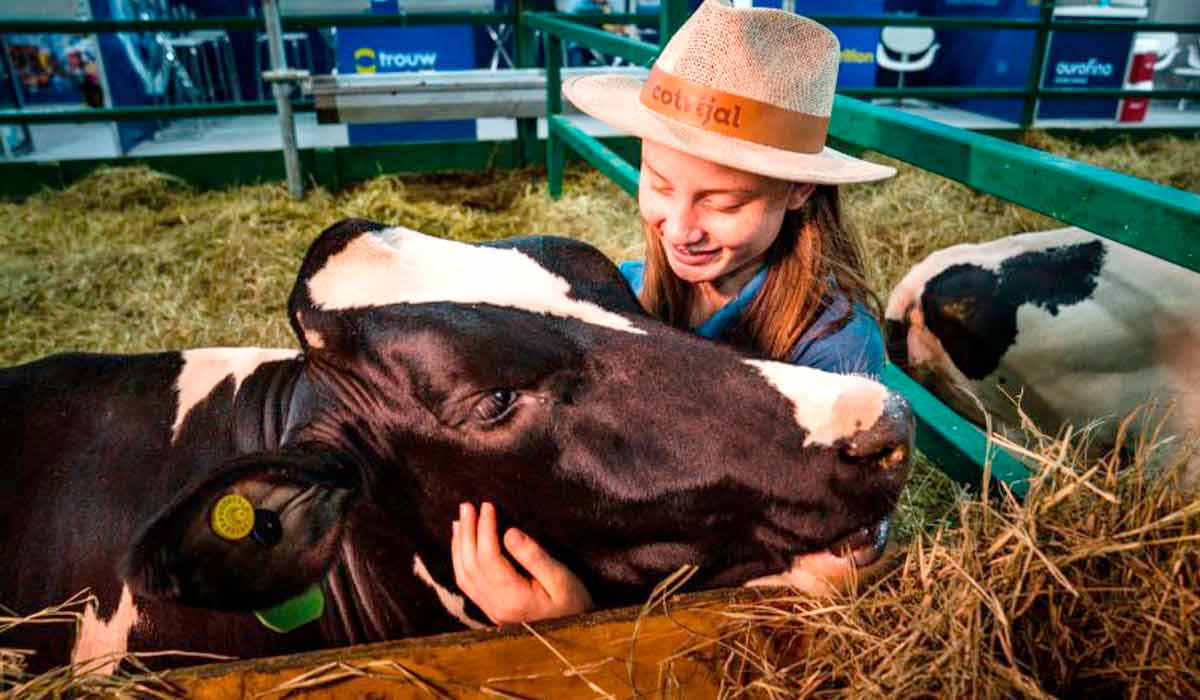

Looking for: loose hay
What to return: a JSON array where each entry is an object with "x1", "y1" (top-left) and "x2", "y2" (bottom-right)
[
  {"x1": 2, "y1": 131, "x2": 1198, "y2": 698},
  {"x1": 1, "y1": 592, "x2": 227, "y2": 698},
  {"x1": 701, "y1": 412, "x2": 1200, "y2": 699}
]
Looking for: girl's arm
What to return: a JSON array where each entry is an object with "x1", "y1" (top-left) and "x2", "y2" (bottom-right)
[{"x1": 451, "y1": 502, "x2": 593, "y2": 626}]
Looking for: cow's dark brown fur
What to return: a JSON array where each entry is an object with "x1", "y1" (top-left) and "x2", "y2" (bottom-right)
[{"x1": 1, "y1": 219, "x2": 911, "y2": 671}]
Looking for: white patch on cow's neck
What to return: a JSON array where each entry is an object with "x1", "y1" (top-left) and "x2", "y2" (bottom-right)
[
  {"x1": 71, "y1": 584, "x2": 139, "y2": 675},
  {"x1": 305, "y1": 227, "x2": 644, "y2": 335},
  {"x1": 745, "y1": 360, "x2": 887, "y2": 446},
  {"x1": 411, "y1": 554, "x2": 487, "y2": 630},
  {"x1": 173, "y1": 348, "x2": 300, "y2": 443}
]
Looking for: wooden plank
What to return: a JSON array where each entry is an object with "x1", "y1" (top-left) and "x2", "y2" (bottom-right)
[
  {"x1": 167, "y1": 589, "x2": 744, "y2": 699},
  {"x1": 308, "y1": 67, "x2": 648, "y2": 124}
]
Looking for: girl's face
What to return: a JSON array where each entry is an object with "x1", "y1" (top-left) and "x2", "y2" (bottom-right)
[{"x1": 638, "y1": 141, "x2": 814, "y2": 287}]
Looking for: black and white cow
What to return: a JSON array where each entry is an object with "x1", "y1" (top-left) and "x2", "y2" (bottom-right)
[
  {"x1": 1, "y1": 218, "x2": 912, "y2": 673},
  {"x1": 886, "y1": 226, "x2": 1199, "y2": 484}
]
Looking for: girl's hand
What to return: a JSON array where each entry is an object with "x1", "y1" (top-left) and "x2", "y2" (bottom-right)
[{"x1": 451, "y1": 502, "x2": 594, "y2": 626}]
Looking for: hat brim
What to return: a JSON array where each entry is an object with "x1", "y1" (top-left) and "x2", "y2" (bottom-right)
[{"x1": 563, "y1": 74, "x2": 895, "y2": 185}]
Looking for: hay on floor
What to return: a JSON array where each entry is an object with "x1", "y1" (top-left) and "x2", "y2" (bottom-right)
[{"x1": 1, "y1": 131, "x2": 1198, "y2": 698}]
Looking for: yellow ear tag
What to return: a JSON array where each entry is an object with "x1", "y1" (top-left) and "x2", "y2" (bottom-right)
[{"x1": 211, "y1": 493, "x2": 256, "y2": 541}]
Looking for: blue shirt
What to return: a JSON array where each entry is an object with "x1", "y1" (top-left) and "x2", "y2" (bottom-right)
[{"x1": 619, "y1": 260, "x2": 885, "y2": 377}]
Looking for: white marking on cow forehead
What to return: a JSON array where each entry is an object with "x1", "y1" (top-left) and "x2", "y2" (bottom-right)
[
  {"x1": 173, "y1": 348, "x2": 300, "y2": 443},
  {"x1": 412, "y1": 554, "x2": 487, "y2": 630},
  {"x1": 886, "y1": 227, "x2": 1099, "y2": 321},
  {"x1": 745, "y1": 360, "x2": 887, "y2": 446},
  {"x1": 71, "y1": 584, "x2": 139, "y2": 675},
  {"x1": 306, "y1": 227, "x2": 644, "y2": 334}
]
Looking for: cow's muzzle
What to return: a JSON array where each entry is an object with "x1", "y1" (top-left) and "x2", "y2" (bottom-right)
[
  {"x1": 744, "y1": 516, "x2": 897, "y2": 594},
  {"x1": 839, "y1": 393, "x2": 913, "y2": 483},
  {"x1": 827, "y1": 515, "x2": 891, "y2": 568}
]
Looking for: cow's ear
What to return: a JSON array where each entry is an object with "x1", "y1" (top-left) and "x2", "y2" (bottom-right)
[
  {"x1": 288, "y1": 217, "x2": 387, "y2": 355},
  {"x1": 123, "y1": 446, "x2": 358, "y2": 612}
]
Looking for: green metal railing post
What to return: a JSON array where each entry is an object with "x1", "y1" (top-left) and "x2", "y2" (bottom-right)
[
  {"x1": 261, "y1": 0, "x2": 303, "y2": 198},
  {"x1": 545, "y1": 31, "x2": 565, "y2": 198},
  {"x1": 659, "y1": 0, "x2": 689, "y2": 46},
  {"x1": 1020, "y1": 0, "x2": 1055, "y2": 129},
  {"x1": 523, "y1": 13, "x2": 659, "y2": 65},
  {"x1": 514, "y1": 0, "x2": 538, "y2": 167},
  {"x1": 548, "y1": 115, "x2": 639, "y2": 196}
]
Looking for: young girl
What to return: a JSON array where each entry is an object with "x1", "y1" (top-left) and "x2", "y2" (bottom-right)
[{"x1": 450, "y1": 0, "x2": 896, "y2": 626}]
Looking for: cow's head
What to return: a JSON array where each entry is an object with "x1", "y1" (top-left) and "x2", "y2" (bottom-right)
[
  {"x1": 127, "y1": 219, "x2": 913, "y2": 629},
  {"x1": 885, "y1": 230, "x2": 1107, "y2": 427}
]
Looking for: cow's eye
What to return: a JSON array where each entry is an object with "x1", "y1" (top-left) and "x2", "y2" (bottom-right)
[{"x1": 473, "y1": 389, "x2": 518, "y2": 424}]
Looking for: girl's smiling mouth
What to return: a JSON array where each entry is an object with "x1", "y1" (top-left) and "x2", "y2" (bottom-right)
[{"x1": 670, "y1": 244, "x2": 721, "y2": 265}]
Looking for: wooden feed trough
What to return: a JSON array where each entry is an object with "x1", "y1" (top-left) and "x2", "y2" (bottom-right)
[{"x1": 167, "y1": 588, "x2": 748, "y2": 699}]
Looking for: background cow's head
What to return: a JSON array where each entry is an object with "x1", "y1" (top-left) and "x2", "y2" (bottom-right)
[
  {"x1": 885, "y1": 229, "x2": 1108, "y2": 430},
  {"x1": 128, "y1": 219, "x2": 913, "y2": 632}
]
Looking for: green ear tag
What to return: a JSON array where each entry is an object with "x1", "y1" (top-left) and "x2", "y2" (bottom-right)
[{"x1": 253, "y1": 584, "x2": 325, "y2": 634}]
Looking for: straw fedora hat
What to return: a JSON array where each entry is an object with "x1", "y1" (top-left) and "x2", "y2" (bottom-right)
[{"x1": 563, "y1": 0, "x2": 895, "y2": 184}]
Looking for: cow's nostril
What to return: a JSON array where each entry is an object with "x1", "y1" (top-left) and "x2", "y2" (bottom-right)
[
  {"x1": 879, "y1": 444, "x2": 907, "y2": 471},
  {"x1": 840, "y1": 442, "x2": 908, "y2": 470},
  {"x1": 840, "y1": 395, "x2": 913, "y2": 473}
]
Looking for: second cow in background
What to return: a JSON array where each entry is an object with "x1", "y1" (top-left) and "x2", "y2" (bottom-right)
[{"x1": 885, "y1": 226, "x2": 1199, "y2": 486}]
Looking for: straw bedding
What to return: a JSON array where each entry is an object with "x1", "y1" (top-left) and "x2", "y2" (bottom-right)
[{"x1": 1, "y1": 131, "x2": 1197, "y2": 698}]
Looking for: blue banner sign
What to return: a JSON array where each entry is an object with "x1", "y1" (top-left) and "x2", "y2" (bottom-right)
[
  {"x1": 757, "y1": 1, "x2": 884, "y2": 88},
  {"x1": 1038, "y1": 26, "x2": 1132, "y2": 120},
  {"x1": 338, "y1": 24, "x2": 477, "y2": 144}
]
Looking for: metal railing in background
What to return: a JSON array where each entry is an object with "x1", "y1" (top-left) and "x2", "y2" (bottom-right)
[
  {"x1": 1, "y1": 0, "x2": 1198, "y2": 199},
  {"x1": 0, "y1": 1, "x2": 680, "y2": 195},
  {"x1": 5, "y1": 4, "x2": 1198, "y2": 127},
  {"x1": 533, "y1": 6, "x2": 1200, "y2": 499}
]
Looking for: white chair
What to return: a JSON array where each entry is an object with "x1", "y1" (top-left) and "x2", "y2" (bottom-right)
[
  {"x1": 1173, "y1": 42, "x2": 1200, "y2": 111},
  {"x1": 875, "y1": 26, "x2": 940, "y2": 107},
  {"x1": 1136, "y1": 32, "x2": 1181, "y2": 71}
]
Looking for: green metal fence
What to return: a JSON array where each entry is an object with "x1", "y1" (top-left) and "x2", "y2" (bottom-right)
[
  {"x1": 529, "y1": 7, "x2": 1200, "y2": 499},
  {"x1": 0, "y1": 2, "x2": 1197, "y2": 198},
  {"x1": 3, "y1": 3, "x2": 1199, "y2": 131}
]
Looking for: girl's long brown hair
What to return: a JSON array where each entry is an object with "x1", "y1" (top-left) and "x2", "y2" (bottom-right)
[{"x1": 638, "y1": 185, "x2": 878, "y2": 361}]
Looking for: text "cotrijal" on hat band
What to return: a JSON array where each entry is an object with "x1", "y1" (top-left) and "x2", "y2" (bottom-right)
[{"x1": 638, "y1": 66, "x2": 830, "y2": 154}]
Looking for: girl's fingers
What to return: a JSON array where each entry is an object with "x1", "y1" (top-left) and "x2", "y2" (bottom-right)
[
  {"x1": 476, "y1": 502, "x2": 503, "y2": 564},
  {"x1": 476, "y1": 503, "x2": 526, "y2": 590},
  {"x1": 457, "y1": 502, "x2": 478, "y2": 576},
  {"x1": 504, "y1": 528, "x2": 578, "y2": 602},
  {"x1": 450, "y1": 519, "x2": 471, "y2": 593},
  {"x1": 451, "y1": 502, "x2": 591, "y2": 625}
]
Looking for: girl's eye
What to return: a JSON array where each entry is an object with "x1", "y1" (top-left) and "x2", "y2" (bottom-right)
[
  {"x1": 473, "y1": 389, "x2": 519, "y2": 424},
  {"x1": 706, "y1": 199, "x2": 745, "y2": 213}
]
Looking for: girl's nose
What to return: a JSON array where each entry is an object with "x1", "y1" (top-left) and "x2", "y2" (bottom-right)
[{"x1": 661, "y1": 203, "x2": 704, "y2": 246}]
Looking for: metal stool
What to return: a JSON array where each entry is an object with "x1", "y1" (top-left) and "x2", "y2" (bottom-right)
[
  {"x1": 190, "y1": 30, "x2": 241, "y2": 102},
  {"x1": 255, "y1": 32, "x2": 313, "y2": 100},
  {"x1": 486, "y1": 24, "x2": 515, "y2": 70},
  {"x1": 165, "y1": 35, "x2": 218, "y2": 103}
]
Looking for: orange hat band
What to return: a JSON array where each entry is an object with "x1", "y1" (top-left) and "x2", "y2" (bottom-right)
[{"x1": 638, "y1": 66, "x2": 830, "y2": 154}]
